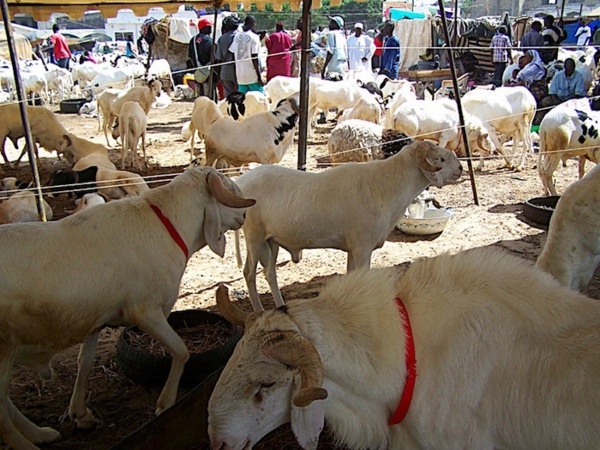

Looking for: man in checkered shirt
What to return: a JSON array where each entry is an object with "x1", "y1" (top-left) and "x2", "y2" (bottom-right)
[{"x1": 490, "y1": 26, "x2": 512, "y2": 87}]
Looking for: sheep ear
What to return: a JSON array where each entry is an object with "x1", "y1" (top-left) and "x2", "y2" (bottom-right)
[
  {"x1": 290, "y1": 376, "x2": 324, "y2": 450},
  {"x1": 204, "y1": 199, "x2": 226, "y2": 257}
]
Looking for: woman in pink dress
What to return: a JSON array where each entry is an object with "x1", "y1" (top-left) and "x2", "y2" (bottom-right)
[{"x1": 265, "y1": 22, "x2": 293, "y2": 81}]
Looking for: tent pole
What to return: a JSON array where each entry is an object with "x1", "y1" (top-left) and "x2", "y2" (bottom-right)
[
  {"x1": 0, "y1": 0, "x2": 47, "y2": 221},
  {"x1": 208, "y1": 3, "x2": 220, "y2": 101},
  {"x1": 297, "y1": 0, "x2": 312, "y2": 171},
  {"x1": 437, "y1": 0, "x2": 479, "y2": 206},
  {"x1": 559, "y1": 0, "x2": 566, "y2": 24}
]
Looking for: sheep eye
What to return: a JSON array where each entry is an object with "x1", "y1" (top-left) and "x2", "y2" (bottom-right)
[
  {"x1": 260, "y1": 382, "x2": 275, "y2": 389},
  {"x1": 440, "y1": 157, "x2": 445, "y2": 162}
]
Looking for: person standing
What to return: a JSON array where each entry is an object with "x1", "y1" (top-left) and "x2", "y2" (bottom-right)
[
  {"x1": 380, "y1": 20, "x2": 400, "y2": 79},
  {"x1": 541, "y1": 15, "x2": 564, "y2": 63},
  {"x1": 125, "y1": 36, "x2": 136, "y2": 58},
  {"x1": 575, "y1": 18, "x2": 591, "y2": 50},
  {"x1": 50, "y1": 24, "x2": 72, "y2": 70},
  {"x1": 347, "y1": 22, "x2": 375, "y2": 73},
  {"x1": 215, "y1": 15, "x2": 240, "y2": 98},
  {"x1": 520, "y1": 21, "x2": 544, "y2": 54},
  {"x1": 265, "y1": 22, "x2": 292, "y2": 82},
  {"x1": 372, "y1": 27, "x2": 384, "y2": 71},
  {"x1": 490, "y1": 25, "x2": 512, "y2": 87},
  {"x1": 229, "y1": 15, "x2": 264, "y2": 93},
  {"x1": 321, "y1": 16, "x2": 348, "y2": 79},
  {"x1": 188, "y1": 17, "x2": 215, "y2": 99}
]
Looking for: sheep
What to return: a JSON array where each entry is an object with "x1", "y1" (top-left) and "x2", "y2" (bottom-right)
[
  {"x1": 204, "y1": 96, "x2": 300, "y2": 168},
  {"x1": 44, "y1": 67, "x2": 73, "y2": 104},
  {"x1": 0, "y1": 176, "x2": 29, "y2": 198},
  {"x1": 78, "y1": 100, "x2": 97, "y2": 117},
  {"x1": 393, "y1": 98, "x2": 494, "y2": 166},
  {"x1": 536, "y1": 164, "x2": 600, "y2": 292},
  {"x1": 327, "y1": 119, "x2": 413, "y2": 164},
  {"x1": 376, "y1": 75, "x2": 414, "y2": 100},
  {"x1": 209, "y1": 247, "x2": 600, "y2": 450},
  {"x1": 119, "y1": 101, "x2": 147, "y2": 170},
  {"x1": 0, "y1": 167, "x2": 255, "y2": 450},
  {"x1": 55, "y1": 133, "x2": 114, "y2": 169},
  {"x1": 99, "y1": 80, "x2": 161, "y2": 146},
  {"x1": 384, "y1": 86, "x2": 418, "y2": 129},
  {"x1": 96, "y1": 88, "x2": 120, "y2": 133},
  {"x1": 21, "y1": 71, "x2": 49, "y2": 105},
  {"x1": 89, "y1": 68, "x2": 133, "y2": 97},
  {"x1": 65, "y1": 193, "x2": 106, "y2": 215},
  {"x1": 538, "y1": 106, "x2": 600, "y2": 196},
  {"x1": 188, "y1": 97, "x2": 224, "y2": 163},
  {"x1": 338, "y1": 95, "x2": 383, "y2": 125},
  {"x1": 174, "y1": 84, "x2": 195, "y2": 101},
  {"x1": 48, "y1": 165, "x2": 149, "y2": 200},
  {"x1": 181, "y1": 120, "x2": 193, "y2": 142},
  {"x1": 218, "y1": 91, "x2": 270, "y2": 121},
  {"x1": 235, "y1": 140, "x2": 462, "y2": 311},
  {"x1": 0, "y1": 190, "x2": 52, "y2": 224},
  {"x1": 462, "y1": 86, "x2": 537, "y2": 171},
  {"x1": 147, "y1": 58, "x2": 174, "y2": 94},
  {"x1": 264, "y1": 75, "x2": 300, "y2": 109}
]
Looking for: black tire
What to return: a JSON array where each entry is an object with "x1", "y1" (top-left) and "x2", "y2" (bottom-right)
[
  {"x1": 116, "y1": 310, "x2": 242, "y2": 387},
  {"x1": 523, "y1": 196, "x2": 561, "y2": 226},
  {"x1": 59, "y1": 98, "x2": 88, "y2": 114}
]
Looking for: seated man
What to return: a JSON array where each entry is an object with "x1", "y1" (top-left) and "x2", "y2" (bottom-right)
[{"x1": 534, "y1": 58, "x2": 586, "y2": 124}]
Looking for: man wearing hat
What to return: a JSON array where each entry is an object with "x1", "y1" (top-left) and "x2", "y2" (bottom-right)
[
  {"x1": 347, "y1": 22, "x2": 375, "y2": 72},
  {"x1": 216, "y1": 15, "x2": 240, "y2": 98},
  {"x1": 229, "y1": 15, "x2": 264, "y2": 93},
  {"x1": 188, "y1": 17, "x2": 215, "y2": 99},
  {"x1": 321, "y1": 15, "x2": 348, "y2": 79}
]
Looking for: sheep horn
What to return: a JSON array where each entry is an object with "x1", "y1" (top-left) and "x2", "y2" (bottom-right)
[
  {"x1": 414, "y1": 142, "x2": 442, "y2": 172},
  {"x1": 288, "y1": 96, "x2": 300, "y2": 114},
  {"x1": 207, "y1": 171, "x2": 256, "y2": 208},
  {"x1": 261, "y1": 331, "x2": 328, "y2": 407},
  {"x1": 477, "y1": 134, "x2": 486, "y2": 151},
  {"x1": 216, "y1": 284, "x2": 249, "y2": 327}
]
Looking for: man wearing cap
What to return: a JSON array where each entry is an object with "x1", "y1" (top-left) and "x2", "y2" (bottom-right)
[
  {"x1": 216, "y1": 15, "x2": 240, "y2": 98},
  {"x1": 229, "y1": 15, "x2": 264, "y2": 93},
  {"x1": 188, "y1": 17, "x2": 215, "y2": 99},
  {"x1": 380, "y1": 20, "x2": 400, "y2": 79},
  {"x1": 265, "y1": 22, "x2": 293, "y2": 82},
  {"x1": 347, "y1": 22, "x2": 375, "y2": 72},
  {"x1": 321, "y1": 16, "x2": 348, "y2": 79}
]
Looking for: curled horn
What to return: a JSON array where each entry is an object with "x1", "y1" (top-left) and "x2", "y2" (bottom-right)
[
  {"x1": 216, "y1": 284, "x2": 249, "y2": 327},
  {"x1": 414, "y1": 141, "x2": 442, "y2": 173},
  {"x1": 207, "y1": 171, "x2": 256, "y2": 208},
  {"x1": 288, "y1": 95, "x2": 300, "y2": 114},
  {"x1": 261, "y1": 331, "x2": 328, "y2": 407}
]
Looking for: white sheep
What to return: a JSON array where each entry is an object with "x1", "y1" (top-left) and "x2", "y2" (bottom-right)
[
  {"x1": 327, "y1": 119, "x2": 413, "y2": 164},
  {"x1": 218, "y1": 91, "x2": 270, "y2": 121},
  {"x1": 174, "y1": 84, "x2": 195, "y2": 101},
  {"x1": 236, "y1": 140, "x2": 463, "y2": 311},
  {"x1": 188, "y1": 97, "x2": 223, "y2": 163},
  {"x1": 119, "y1": 101, "x2": 147, "y2": 170},
  {"x1": 0, "y1": 190, "x2": 52, "y2": 224},
  {"x1": 181, "y1": 120, "x2": 193, "y2": 142},
  {"x1": 79, "y1": 100, "x2": 98, "y2": 117},
  {"x1": 462, "y1": 86, "x2": 537, "y2": 171},
  {"x1": 384, "y1": 85, "x2": 418, "y2": 129},
  {"x1": 393, "y1": 98, "x2": 494, "y2": 164},
  {"x1": 210, "y1": 247, "x2": 600, "y2": 450},
  {"x1": 536, "y1": 164, "x2": 600, "y2": 292},
  {"x1": 538, "y1": 105, "x2": 600, "y2": 196},
  {"x1": 89, "y1": 68, "x2": 134, "y2": 97},
  {"x1": 0, "y1": 167, "x2": 255, "y2": 450},
  {"x1": 204, "y1": 96, "x2": 300, "y2": 168},
  {"x1": 338, "y1": 95, "x2": 383, "y2": 125},
  {"x1": 0, "y1": 176, "x2": 29, "y2": 198},
  {"x1": 264, "y1": 75, "x2": 300, "y2": 109},
  {"x1": 147, "y1": 58, "x2": 174, "y2": 92},
  {"x1": 65, "y1": 193, "x2": 106, "y2": 215}
]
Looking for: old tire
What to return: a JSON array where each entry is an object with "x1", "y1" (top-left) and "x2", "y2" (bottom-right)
[
  {"x1": 523, "y1": 196, "x2": 560, "y2": 226},
  {"x1": 116, "y1": 309, "x2": 242, "y2": 387}
]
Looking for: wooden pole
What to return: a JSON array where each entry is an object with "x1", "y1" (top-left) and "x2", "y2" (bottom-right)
[
  {"x1": 297, "y1": 0, "x2": 311, "y2": 171},
  {"x1": 208, "y1": 4, "x2": 220, "y2": 101},
  {"x1": 0, "y1": 0, "x2": 47, "y2": 221},
  {"x1": 559, "y1": 0, "x2": 566, "y2": 24},
  {"x1": 437, "y1": 0, "x2": 479, "y2": 206}
]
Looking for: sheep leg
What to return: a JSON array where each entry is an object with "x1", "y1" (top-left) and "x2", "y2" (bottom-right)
[
  {"x1": 136, "y1": 311, "x2": 190, "y2": 415},
  {"x1": 347, "y1": 249, "x2": 372, "y2": 272},
  {"x1": 578, "y1": 157, "x2": 587, "y2": 179},
  {"x1": 538, "y1": 155, "x2": 560, "y2": 196},
  {"x1": 0, "y1": 136, "x2": 12, "y2": 168},
  {"x1": 261, "y1": 239, "x2": 285, "y2": 308},
  {"x1": 7, "y1": 397, "x2": 61, "y2": 445},
  {"x1": 189, "y1": 124, "x2": 196, "y2": 163},
  {"x1": 487, "y1": 129, "x2": 513, "y2": 168},
  {"x1": 243, "y1": 239, "x2": 267, "y2": 312},
  {"x1": 120, "y1": 118, "x2": 127, "y2": 170},
  {"x1": 68, "y1": 331, "x2": 100, "y2": 429},
  {"x1": 141, "y1": 131, "x2": 147, "y2": 169}
]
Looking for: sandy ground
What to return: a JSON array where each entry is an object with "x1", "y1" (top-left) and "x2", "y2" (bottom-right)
[{"x1": 2, "y1": 99, "x2": 599, "y2": 449}]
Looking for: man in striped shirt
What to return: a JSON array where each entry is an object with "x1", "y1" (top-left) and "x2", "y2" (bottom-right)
[{"x1": 490, "y1": 26, "x2": 512, "y2": 87}]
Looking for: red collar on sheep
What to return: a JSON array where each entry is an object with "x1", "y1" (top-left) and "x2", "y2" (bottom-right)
[
  {"x1": 388, "y1": 296, "x2": 417, "y2": 426},
  {"x1": 148, "y1": 203, "x2": 189, "y2": 259}
]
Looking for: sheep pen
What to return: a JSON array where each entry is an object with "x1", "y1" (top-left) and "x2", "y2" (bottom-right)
[{"x1": 1, "y1": 100, "x2": 598, "y2": 450}]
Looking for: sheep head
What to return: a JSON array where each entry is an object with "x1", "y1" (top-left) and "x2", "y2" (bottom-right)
[
  {"x1": 209, "y1": 285, "x2": 327, "y2": 450},
  {"x1": 412, "y1": 141, "x2": 463, "y2": 188}
]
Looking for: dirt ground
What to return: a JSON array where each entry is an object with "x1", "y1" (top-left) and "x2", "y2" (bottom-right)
[{"x1": 3, "y1": 100, "x2": 599, "y2": 450}]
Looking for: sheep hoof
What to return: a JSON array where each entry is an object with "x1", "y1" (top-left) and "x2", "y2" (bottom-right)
[
  {"x1": 72, "y1": 408, "x2": 98, "y2": 430},
  {"x1": 32, "y1": 427, "x2": 62, "y2": 444}
]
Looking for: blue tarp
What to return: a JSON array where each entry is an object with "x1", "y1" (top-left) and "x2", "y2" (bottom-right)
[
  {"x1": 562, "y1": 19, "x2": 600, "y2": 44},
  {"x1": 390, "y1": 9, "x2": 426, "y2": 20}
]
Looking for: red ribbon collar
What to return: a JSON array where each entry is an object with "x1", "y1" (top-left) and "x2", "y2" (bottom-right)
[
  {"x1": 148, "y1": 203, "x2": 189, "y2": 260},
  {"x1": 388, "y1": 296, "x2": 417, "y2": 426}
]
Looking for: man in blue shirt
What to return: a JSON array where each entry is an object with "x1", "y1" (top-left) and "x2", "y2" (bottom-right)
[
  {"x1": 380, "y1": 21, "x2": 400, "y2": 79},
  {"x1": 534, "y1": 58, "x2": 586, "y2": 124}
]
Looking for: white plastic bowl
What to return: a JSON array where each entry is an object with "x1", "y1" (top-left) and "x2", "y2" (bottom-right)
[{"x1": 397, "y1": 208, "x2": 454, "y2": 235}]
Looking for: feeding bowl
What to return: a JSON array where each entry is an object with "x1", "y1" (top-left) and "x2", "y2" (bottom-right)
[
  {"x1": 523, "y1": 196, "x2": 560, "y2": 226},
  {"x1": 397, "y1": 208, "x2": 454, "y2": 235},
  {"x1": 59, "y1": 98, "x2": 88, "y2": 114}
]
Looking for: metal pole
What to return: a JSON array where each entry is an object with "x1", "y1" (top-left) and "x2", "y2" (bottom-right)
[
  {"x1": 559, "y1": 0, "x2": 566, "y2": 24},
  {"x1": 208, "y1": 5, "x2": 220, "y2": 101},
  {"x1": 437, "y1": 0, "x2": 479, "y2": 206},
  {"x1": 0, "y1": 0, "x2": 47, "y2": 221},
  {"x1": 297, "y1": 0, "x2": 312, "y2": 171}
]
